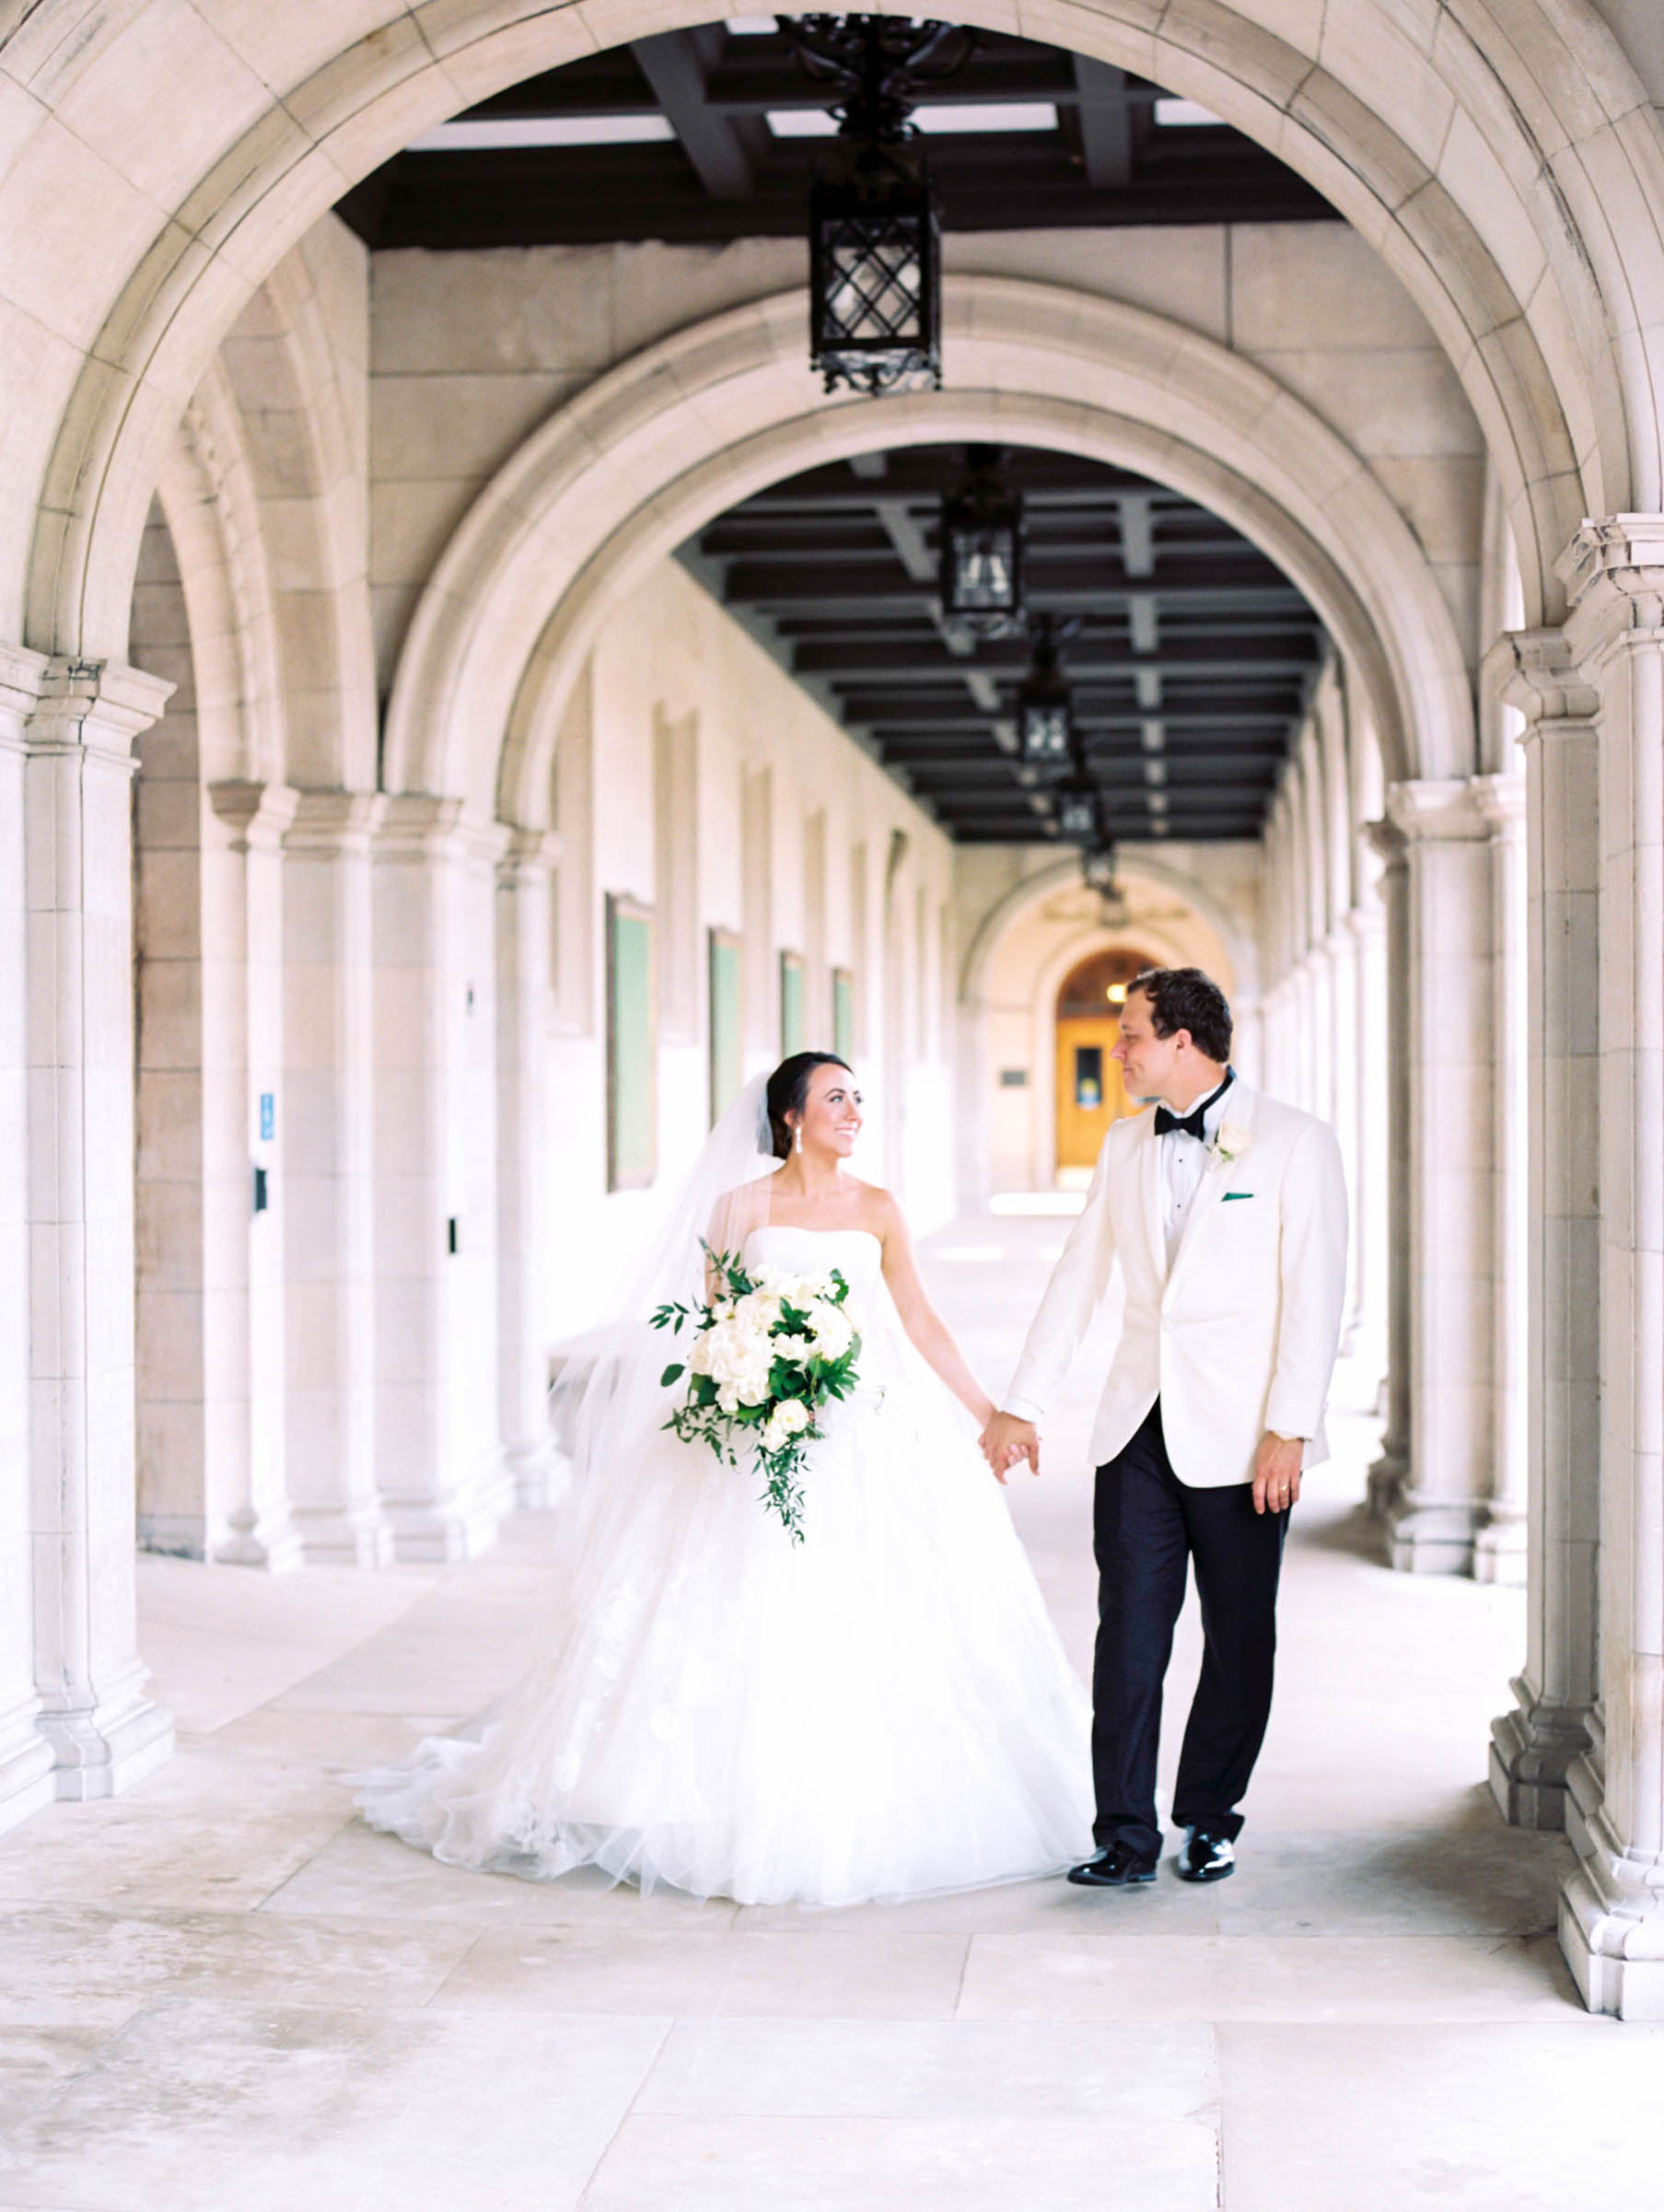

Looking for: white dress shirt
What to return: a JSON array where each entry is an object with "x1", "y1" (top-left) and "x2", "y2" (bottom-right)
[{"x1": 1159, "y1": 1071, "x2": 1235, "y2": 1269}]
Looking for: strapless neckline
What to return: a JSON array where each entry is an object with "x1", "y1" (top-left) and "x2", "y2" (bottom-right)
[{"x1": 749, "y1": 1225, "x2": 882, "y2": 1252}]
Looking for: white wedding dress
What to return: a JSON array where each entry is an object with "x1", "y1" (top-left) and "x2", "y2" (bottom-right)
[{"x1": 355, "y1": 1222, "x2": 1093, "y2": 1905}]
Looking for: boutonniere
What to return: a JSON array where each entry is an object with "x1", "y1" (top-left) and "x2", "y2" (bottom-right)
[{"x1": 1206, "y1": 1122, "x2": 1251, "y2": 1170}]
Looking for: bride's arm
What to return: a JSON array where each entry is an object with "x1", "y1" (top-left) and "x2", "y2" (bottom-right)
[{"x1": 874, "y1": 1193, "x2": 995, "y2": 1429}]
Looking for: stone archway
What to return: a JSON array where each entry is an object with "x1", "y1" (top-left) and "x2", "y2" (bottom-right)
[
  {"x1": 377, "y1": 279, "x2": 1473, "y2": 825},
  {"x1": 9, "y1": 2, "x2": 1659, "y2": 670}
]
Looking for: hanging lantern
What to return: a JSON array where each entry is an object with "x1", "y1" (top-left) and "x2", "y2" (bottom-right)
[
  {"x1": 939, "y1": 445, "x2": 1024, "y2": 635},
  {"x1": 1054, "y1": 779, "x2": 1102, "y2": 844},
  {"x1": 786, "y1": 17, "x2": 973, "y2": 397},
  {"x1": 1017, "y1": 611, "x2": 1076, "y2": 776},
  {"x1": 1082, "y1": 842, "x2": 1120, "y2": 894}
]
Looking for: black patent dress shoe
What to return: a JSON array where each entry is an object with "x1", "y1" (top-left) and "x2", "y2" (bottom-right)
[
  {"x1": 1066, "y1": 1842, "x2": 1158, "y2": 1888},
  {"x1": 1175, "y1": 1825, "x2": 1236, "y2": 1882}
]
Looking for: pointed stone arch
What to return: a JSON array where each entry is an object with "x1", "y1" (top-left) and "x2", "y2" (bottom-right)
[
  {"x1": 374, "y1": 278, "x2": 1473, "y2": 824},
  {"x1": 6, "y1": 1, "x2": 1661, "y2": 666}
]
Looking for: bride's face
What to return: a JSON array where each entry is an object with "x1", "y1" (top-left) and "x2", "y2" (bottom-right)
[{"x1": 795, "y1": 1065, "x2": 864, "y2": 1158}]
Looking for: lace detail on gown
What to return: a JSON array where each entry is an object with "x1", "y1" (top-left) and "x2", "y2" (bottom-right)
[{"x1": 355, "y1": 1224, "x2": 1093, "y2": 1904}]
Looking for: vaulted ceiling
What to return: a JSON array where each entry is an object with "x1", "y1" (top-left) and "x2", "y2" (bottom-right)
[
  {"x1": 337, "y1": 20, "x2": 1336, "y2": 249},
  {"x1": 677, "y1": 445, "x2": 1325, "y2": 844}
]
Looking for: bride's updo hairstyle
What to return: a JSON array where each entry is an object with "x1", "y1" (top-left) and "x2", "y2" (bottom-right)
[{"x1": 766, "y1": 1052, "x2": 852, "y2": 1160}]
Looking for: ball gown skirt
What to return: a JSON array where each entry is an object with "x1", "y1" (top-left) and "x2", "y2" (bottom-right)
[{"x1": 355, "y1": 1227, "x2": 1094, "y2": 1906}]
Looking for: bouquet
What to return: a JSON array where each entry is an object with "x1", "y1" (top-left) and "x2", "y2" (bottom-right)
[{"x1": 652, "y1": 1246, "x2": 863, "y2": 1543}]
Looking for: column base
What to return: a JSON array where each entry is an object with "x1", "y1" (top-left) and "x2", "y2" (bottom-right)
[
  {"x1": 290, "y1": 1502, "x2": 396, "y2": 1568},
  {"x1": 1383, "y1": 1491, "x2": 1483, "y2": 1575},
  {"x1": 39, "y1": 1665, "x2": 175, "y2": 1802},
  {"x1": 1472, "y1": 1505, "x2": 1527, "y2": 1588},
  {"x1": 384, "y1": 1457, "x2": 516, "y2": 1563},
  {"x1": 0, "y1": 1709, "x2": 55, "y2": 1836},
  {"x1": 1558, "y1": 1787, "x2": 1664, "y2": 2020},
  {"x1": 213, "y1": 1504, "x2": 305, "y2": 1573},
  {"x1": 504, "y1": 1438, "x2": 567, "y2": 1512},
  {"x1": 1365, "y1": 1440, "x2": 1406, "y2": 1521},
  {"x1": 1488, "y1": 1677, "x2": 1592, "y2": 1830}
]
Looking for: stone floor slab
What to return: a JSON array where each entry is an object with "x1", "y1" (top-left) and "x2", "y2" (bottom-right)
[
  {"x1": 958, "y1": 1930, "x2": 1583, "y2": 2021},
  {"x1": 0, "y1": 2000, "x2": 668, "y2": 2212},
  {"x1": 0, "y1": 1905, "x2": 477, "y2": 2010},
  {"x1": 633, "y1": 2017, "x2": 1215, "y2": 2117},
  {"x1": 1212, "y1": 1827, "x2": 1573, "y2": 1937},
  {"x1": 577, "y1": 2113, "x2": 1217, "y2": 2212},
  {"x1": 1217, "y1": 2020, "x2": 1664, "y2": 2210}
]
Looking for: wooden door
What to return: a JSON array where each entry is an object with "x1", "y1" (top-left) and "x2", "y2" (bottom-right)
[{"x1": 1055, "y1": 1016, "x2": 1133, "y2": 1171}]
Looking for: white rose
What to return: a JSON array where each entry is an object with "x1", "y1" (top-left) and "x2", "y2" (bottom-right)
[
  {"x1": 772, "y1": 1332, "x2": 816, "y2": 1366},
  {"x1": 1217, "y1": 1121, "x2": 1251, "y2": 1158},
  {"x1": 774, "y1": 1398, "x2": 811, "y2": 1437}
]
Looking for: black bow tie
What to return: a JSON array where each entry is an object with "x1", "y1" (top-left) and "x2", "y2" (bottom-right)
[{"x1": 1154, "y1": 1102, "x2": 1208, "y2": 1140}]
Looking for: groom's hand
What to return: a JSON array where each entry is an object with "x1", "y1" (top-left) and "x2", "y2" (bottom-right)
[
  {"x1": 981, "y1": 1411, "x2": 1041, "y2": 1483},
  {"x1": 1251, "y1": 1430, "x2": 1304, "y2": 1515}
]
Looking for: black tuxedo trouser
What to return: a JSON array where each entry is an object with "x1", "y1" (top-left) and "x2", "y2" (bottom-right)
[{"x1": 1091, "y1": 1399, "x2": 1288, "y2": 1860}]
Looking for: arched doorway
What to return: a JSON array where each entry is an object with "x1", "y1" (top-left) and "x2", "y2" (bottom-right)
[{"x1": 1053, "y1": 946, "x2": 1157, "y2": 1183}]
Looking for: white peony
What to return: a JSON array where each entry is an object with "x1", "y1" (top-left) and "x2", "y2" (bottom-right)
[{"x1": 806, "y1": 1301, "x2": 853, "y2": 1359}]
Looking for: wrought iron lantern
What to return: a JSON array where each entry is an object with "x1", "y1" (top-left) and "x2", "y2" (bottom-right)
[
  {"x1": 786, "y1": 17, "x2": 973, "y2": 396},
  {"x1": 1082, "y1": 842, "x2": 1120, "y2": 894},
  {"x1": 1017, "y1": 612, "x2": 1076, "y2": 776},
  {"x1": 939, "y1": 445, "x2": 1024, "y2": 636},
  {"x1": 1054, "y1": 778, "x2": 1102, "y2": 844}
]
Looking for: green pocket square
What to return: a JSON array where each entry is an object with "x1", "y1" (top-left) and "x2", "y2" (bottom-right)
[{"x1": 1221, "y1": 1192, "x2": 1254, "y2": 1202}]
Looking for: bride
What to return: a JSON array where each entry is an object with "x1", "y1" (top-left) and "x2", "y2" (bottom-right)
[{"x1": 355, "y1": 1051, "x2": 1092, "y2": 1905}]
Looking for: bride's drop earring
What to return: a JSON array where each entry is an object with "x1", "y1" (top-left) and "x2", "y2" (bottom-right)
[{"x1": 794, "y1": 1123, "x2": 803, "y2": 1153}]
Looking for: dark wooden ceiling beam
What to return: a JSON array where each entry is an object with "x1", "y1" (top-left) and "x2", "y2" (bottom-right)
[{"x1": 630, "y1": 30, "x2": 758, "y2": 200}]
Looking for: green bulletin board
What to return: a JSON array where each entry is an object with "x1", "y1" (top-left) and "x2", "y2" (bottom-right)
[
  {"x1": 832, "y1": 966, "x2": 855, "y2": 1063},
  {"x1": 607, "y1": 895, "x2": 656, "y2": 1191},
  {"x1": 708, "y1": 928, "x2": 743, "y2": 1126},
  {"x1": 779, "y1": 950, "x2": 806, "y2": 1057}
]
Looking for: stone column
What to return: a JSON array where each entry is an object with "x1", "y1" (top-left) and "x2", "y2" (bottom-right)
[
  {"x1": 280, "y1": 791, "x2": 389, "y2": 1565},
  {"x1": 1551, "y1": 521, "x2": 1664, "y2": 2017},
  {"x1": 0, "y1": 646, "x2": 55, "y2": 1832},
  {"x1": 1364, "y1": 820, "x2": 1412, "y2": 1519},
  {"x1": 203, "y1": 783, "x2": 302, "y2": 1569},
  {"x1": 1343, "y1": 898, "x2": 1390, "y2": 1371},
  {"x1": 1489, "y1": 633, "x2": 1600, "y2": 1827},
  {"x1": 1371, "y1": 776, "x2": 1524, "y2": 1574},
  {"x1": 369, "y1": 799, "x2": 511, "y2": 1561},
  {"x1": 495, "y1": 830, "x2": 559, "y2": 1508},
  {"x1": 24, "y1": 659, "x2": 175, "y2": 1797},
  {"x1": 1473, "y1": 775, "x2": 1529, "y2": 1585}
]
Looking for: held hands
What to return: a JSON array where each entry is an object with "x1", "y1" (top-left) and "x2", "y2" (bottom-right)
[
  {"x1": 1251, "y1": 1429, "x2": 1304, "y2": 1515},
  {"x1": 980, "y1": 1409, "x2": 1041, "y2": 1484}
]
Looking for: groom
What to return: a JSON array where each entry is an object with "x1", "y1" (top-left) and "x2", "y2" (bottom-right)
[{"x1": 982, "y1": 967, "x2": 1346, "y2": 1888}]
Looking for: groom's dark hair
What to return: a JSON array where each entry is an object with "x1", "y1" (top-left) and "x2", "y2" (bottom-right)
[{"x1": 1128, "y1": 967, "x2": 1232, "y2": 1064}]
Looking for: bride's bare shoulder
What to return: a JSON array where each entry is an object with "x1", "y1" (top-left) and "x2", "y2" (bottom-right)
[{"x1": 846, "y1": 1178, "x2": 904, "y2": 1235}]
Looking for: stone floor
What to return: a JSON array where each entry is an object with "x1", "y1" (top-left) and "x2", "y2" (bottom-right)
[{"x1": 2, "y1": 1217, "x2": 1658, "y2": 2209}]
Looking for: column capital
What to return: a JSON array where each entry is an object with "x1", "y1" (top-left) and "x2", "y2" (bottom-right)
[
  {"x1": 207, "y1": 780, "x2": 300, "y2": 853},
  {"x1": 0, "y1": 640, "x2": 51, "y2": 739},
  {"x1": 281, "y1": 788, "x2": 385, "y2": 855},
  {"x1": 371, "y1": 793, "x2": 467, "y2": 856},
  {"x1": 1383, "y1": 773, "x2": 1523, "y2": 844},
  {"x1": 23, "y1": 657, "x2": 174, "y2": 768},
  {"x1": 1493, "y1": 628, "x2": 1600, "y2": 726},
  {"x1": 1557, "y1": 517, "x2": 1664, "y2": 663},
  {"x1": 496, "y1": 826, "x2": 562, "y2": 886}
]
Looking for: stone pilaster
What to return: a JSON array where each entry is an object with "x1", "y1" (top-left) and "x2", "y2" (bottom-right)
[
  {"x1": 1371, "y1": 774, "x2": 1524, "y2": 1577},
  {"x1": 202, "y1": 782, "x2": 303, "y2": 1570},
  {"x1": 1548, "y1": 519, "x2": 1664, "y2": 2017},
  {"x1": 1363, "y1": 819, "x2": 1412, "y2": 1519},
  {"x1": 279, "y1": 790, "x2": 390, "y2": 1566},
  {"x1": 0, "y1": 646, "x2": 56, "y2": 1832},
  {"x1": 1473, "y1": 774, "x2": 1529, "y2": 1587},
  {"x1": 496, "y1": 830, "x2": 561, "y2": 1508},
  {"x1": 1342, "y1": 899, "x2": 1390, "y2": 1374},
  {"x1": 1489, "y1": 633, "x2": 1600, "y2": 1824},
  {"x1": 369, "y1": 799, "x2": 512, "y2": 1562},
  {"x1": 23, "y1": 658, "x2": 176, "y2": 1798}
]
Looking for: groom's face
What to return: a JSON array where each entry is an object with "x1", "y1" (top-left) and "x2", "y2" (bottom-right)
[{"x1": 1111, "y1": 990, "x2": 1182, "y2": 1101}]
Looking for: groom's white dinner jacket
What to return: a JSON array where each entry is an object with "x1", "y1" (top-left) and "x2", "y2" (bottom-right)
[{"x1": 1003, "y1": 1082, "x2": 1348, "y2": 1486}]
